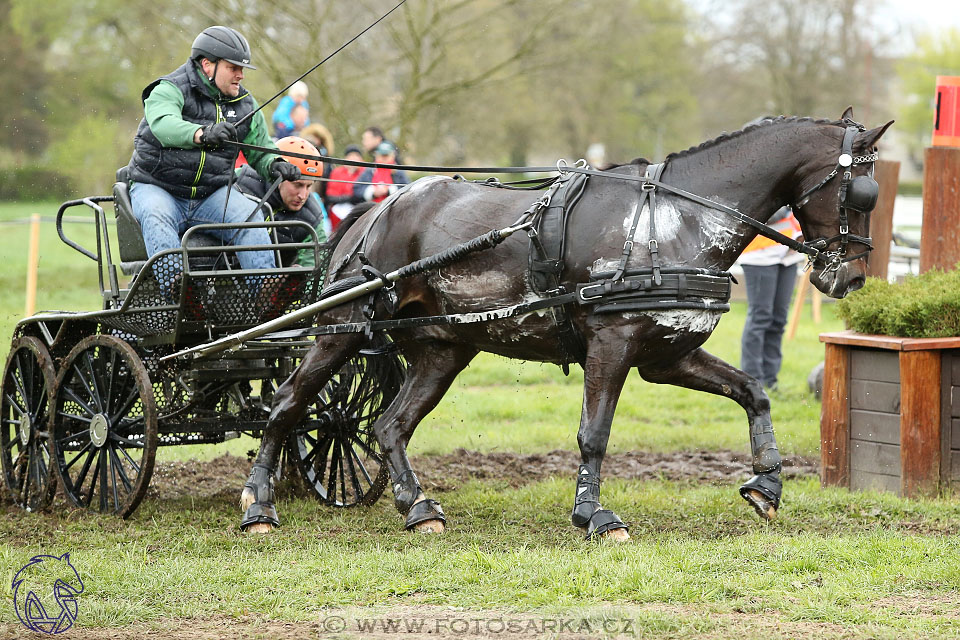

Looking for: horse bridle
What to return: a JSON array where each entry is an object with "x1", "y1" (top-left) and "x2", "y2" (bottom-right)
[{"x1": 793, "y1": 121, "x2": 880, "y2": 273}]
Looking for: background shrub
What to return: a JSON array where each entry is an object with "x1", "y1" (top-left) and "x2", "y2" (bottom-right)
[{"x1": 835, "y1": 266, "x2": 960, "y2": 337}]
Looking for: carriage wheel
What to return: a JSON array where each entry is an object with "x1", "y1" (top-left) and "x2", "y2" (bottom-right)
[
  {"x1": 51, "y1": 335, "x2": 158, "y2": 518},
  {"x1": 284, "y1": 342, "x2": 405, "y2": 507},
  {"x1": 0, "y1": 337, "x2": 57, "y2": 511}
]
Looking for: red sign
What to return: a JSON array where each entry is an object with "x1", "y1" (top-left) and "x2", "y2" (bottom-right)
[{"x1": 933, "y1": 76, "x2": 960, "y2": 147}]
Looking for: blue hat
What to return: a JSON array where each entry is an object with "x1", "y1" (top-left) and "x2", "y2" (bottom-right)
[{"x1": 374, "y1": 140, "x2": 397, "y2": 156}]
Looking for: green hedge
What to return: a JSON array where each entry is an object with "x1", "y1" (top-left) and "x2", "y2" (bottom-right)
[
  {"x1": 897, "y1": 181, "x2": 922, "y2": 197},
  {"x1": 835, "y1": 267, "x2": 960, "y2": 337},
  {"x1": 0, "y1": 166, "x2": 75, "y2": 201}
]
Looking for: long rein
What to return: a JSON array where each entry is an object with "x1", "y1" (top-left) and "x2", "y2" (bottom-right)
[{"x1": 228, "y1": 139, "x2": 832, "y2": 269}]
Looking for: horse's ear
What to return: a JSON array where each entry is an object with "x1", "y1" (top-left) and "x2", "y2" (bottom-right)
[
  {"x1": 841, "y1": 106, "x2": 854, "y2": 120},
  {"x1": 858, "y1": 120, "x2": 895, "y2": 149}
]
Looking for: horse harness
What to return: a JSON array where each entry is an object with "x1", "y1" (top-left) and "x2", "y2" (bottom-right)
[{"x1": 270, "y1": 123, "x2": 879, "y2": 369}]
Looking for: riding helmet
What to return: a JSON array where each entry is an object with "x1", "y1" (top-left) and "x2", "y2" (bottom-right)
[
  {"x1": 276, "y1": 137, "x2": 323, "y2": 177},
  {"x1": 191, "y1": 26, "x2": 256, "y2": 69}
]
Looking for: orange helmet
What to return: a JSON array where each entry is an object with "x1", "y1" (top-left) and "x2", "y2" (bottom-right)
[{"x1": 275, "y1": 136, "x2": 323, "y2": 178}]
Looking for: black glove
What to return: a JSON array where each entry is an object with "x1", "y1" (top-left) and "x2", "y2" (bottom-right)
[
  {"x1": 270, "y1": 159, "x2": 302, "y2": 182},
  {"x1": 199, "y1": 121, "x2": 237, "y2": 150}
]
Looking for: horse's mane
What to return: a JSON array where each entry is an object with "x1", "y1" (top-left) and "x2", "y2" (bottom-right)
[{"x1": 664, "y1": 116, "x2": 849, "y2": 161}]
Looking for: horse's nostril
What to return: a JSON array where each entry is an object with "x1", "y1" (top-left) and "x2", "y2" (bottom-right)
[{"x1": 846, "y1": 276, "x2": 865, "y2": 295}]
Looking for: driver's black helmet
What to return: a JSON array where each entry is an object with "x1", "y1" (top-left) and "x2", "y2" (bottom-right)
[{"x1": 191, "y1": 26, "x2": 256, "y2": 69}]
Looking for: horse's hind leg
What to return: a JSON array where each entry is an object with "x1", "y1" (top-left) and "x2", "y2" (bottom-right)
[
  {"x1": 572, "y1": 332, "x2": 636, "y2": 541},
  {"x1": 373, "y1": 340, "x2": 477, "y2": 534},
  {"x1": 240, "y1": 332, "x2": 366, "y2": 533},
  {"x1": 639, "y1": 347, "x2": 782, "y2": 521}
]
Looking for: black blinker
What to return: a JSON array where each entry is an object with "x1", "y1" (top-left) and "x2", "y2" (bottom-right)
[{"x1": 844, "y1": 175, "x2": 879, "y2": 213}]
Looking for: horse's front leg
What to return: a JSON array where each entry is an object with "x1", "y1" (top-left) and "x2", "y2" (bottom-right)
[
  {"x1": 639, "y1": 347, "x2": 782, "y2": 521},
  {"x1": 573, "y1": 329, "x2": 636, "y2": 541},
  {"x1": 240, "y1": 332, "x2": 366, "y2": 533}
]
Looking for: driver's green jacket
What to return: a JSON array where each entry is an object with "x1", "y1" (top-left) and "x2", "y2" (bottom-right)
[{"x1": 141, "y1": 69, "x2": 276, "y2": 182}]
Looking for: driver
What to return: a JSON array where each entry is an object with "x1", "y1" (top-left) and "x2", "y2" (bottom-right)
[{"x1": 124, "y1": 25, "x2": 302, "y2": 284}]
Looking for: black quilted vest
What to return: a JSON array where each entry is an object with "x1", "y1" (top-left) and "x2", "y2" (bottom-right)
[{"x1": 127, "y1": 60, "x2": 256, "y2": 199}]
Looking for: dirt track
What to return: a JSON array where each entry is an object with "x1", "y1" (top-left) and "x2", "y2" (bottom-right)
[{"x1": 147, "y1": 449, "x2": 818, "y2": 500}]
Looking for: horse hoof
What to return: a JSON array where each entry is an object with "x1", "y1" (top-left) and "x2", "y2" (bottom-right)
[
  {"x1": 602, "y1": 527, "x2": 631, "y2": 542},
  {"x1": 745, "y1": 489, "x2": 778, "y2": 521},
  {"x1": 240, "y1": 487, "x2": 256, "y2": 511},
  {"x1": 414, "y1": 519, "x2": 445, "y2": 534},
  {"x1": 245, "y1": 522, "x2": 273, "y2": 534}
]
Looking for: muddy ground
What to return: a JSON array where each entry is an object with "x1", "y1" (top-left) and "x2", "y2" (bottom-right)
[{"x1": 147, "y1": 448, "x2": 818, "y2": 501}]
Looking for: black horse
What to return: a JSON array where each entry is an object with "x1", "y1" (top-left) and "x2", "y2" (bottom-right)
[{"x1": 240, "y1": 109, "x2": 892, "y2": 538}]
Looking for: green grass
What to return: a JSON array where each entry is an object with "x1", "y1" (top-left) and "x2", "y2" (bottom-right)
[{"x1": 1, "y1": 478, "x2": 959, "y2": 638}]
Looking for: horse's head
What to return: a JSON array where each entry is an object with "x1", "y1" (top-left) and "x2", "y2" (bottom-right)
[{"x1": 791, "y1": 108, "x2": 893, "y2": 298}]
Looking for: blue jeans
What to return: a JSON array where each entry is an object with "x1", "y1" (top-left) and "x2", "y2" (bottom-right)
[
  {"x1": 740, "y1": 263, "x2": 798, "y2": 388},
  {"x1": 130, "y1": 182, "x2": 276, "y2": 286}
]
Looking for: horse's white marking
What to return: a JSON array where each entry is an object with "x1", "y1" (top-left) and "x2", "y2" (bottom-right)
[
  {"x1": 589, "y1": 258, "x2": 621, "y2": 275},
  {"x1": 645, "y1": 310, "x2": 722, "y2": 334},
  {"x1": 623, "y1": 199, "x2": 684, "y2": 244}
]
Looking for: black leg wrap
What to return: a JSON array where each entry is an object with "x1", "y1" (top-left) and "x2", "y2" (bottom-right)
[
  {"x1": 739, "y1": 471, "x2": 782, "y2": 521},
  {"x1": 240, "y1": 464, "x2": 280, "y2": 530},
  {"x1": 584, "y1": 509, "x2": 629, "y2": 540},
  {"x1": 749, "y1": 422, "x2": 782, "y2": 474},
  {"x1": 571, "y1": 464, "x2": 601, "y2": 528},
  {"x1": 392, "y1": 469, "x2": 421, "y2": 514},
  {"x1": 405, "y1": 499, "x2": 446, "y2": 530}
]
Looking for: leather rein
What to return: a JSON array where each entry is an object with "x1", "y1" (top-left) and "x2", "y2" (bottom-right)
[{"x1": 229, "y1": 126, "x2": 878, "y2": 275}]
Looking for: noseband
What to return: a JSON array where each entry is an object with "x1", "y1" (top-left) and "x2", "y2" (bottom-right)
[{"x1": 793, "y1": 121, "x2": 880, "y2": 273}]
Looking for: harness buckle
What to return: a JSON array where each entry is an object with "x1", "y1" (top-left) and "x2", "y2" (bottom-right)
[
  {"x1": 648, "y1": 239, "x2": 659, "y2": 254},
  {"x1": 622, "y1": 239, "x2": 634, "y2": 253},
  {"x1": 839, "y1": 224, "x2": 849, "y2": 235},
  {"x1": 641, "y1": 181, "x2": 656, "y2": 192}
]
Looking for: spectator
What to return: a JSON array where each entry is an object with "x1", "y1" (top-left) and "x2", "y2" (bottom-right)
[
  {"x1": 125, "y1": 25, "x2": 301, "y2": 293},
  {"x1": 361, "y1": 126, "x2": 384, "y2": 158},
  {"x1": 325, "y1": 144, "x2": 366, "y2": 230},
  {"x1": 272, "y1": 81, "x2": 310, "y2": 138},
  {"x1": 738, "y1": 206, "x2": 804, "y2": 391},
  {"x1": 353, "y1": 140, "x2": 409, "y2": 203}
]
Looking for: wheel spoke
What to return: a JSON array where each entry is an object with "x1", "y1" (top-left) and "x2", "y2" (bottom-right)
[
  {"x1": 110, "y1": 387, "x2": 141, "y2": 426},
  {"x1": 116, "y1": 445, "x2": 142, "y2": 476},
  {"x1": 98, "y1": 448, "x2": 109, "y2": 512},
  {"x1": 63, "y1": 385, "x2": 98, "y2": 418},
  {"x1": 4, "y1": 437, "x2": 17, "y2": 452},
  {"x1": 312, "y1": 434, "x2": 334, "y2": 486},
  {"x1": 71, "y1": 361, "x2": 100, "y2": 413},
  {"x1": 109, "y1": 432, "x2": 145, "y2": 448},
  {"x1": 349, "y1": 444, "x2": 375, "y2": 488},
  {"x1": 63, "y1": 442, "x2": 93, "y2": 471},
  {"x1": 108, "y1": 447, "x2": 120, "y2": 511},
  {"x1": 349, "y1": 433, "x2": 380, "y2": 459},
  {"x1": 326, "y1": 438, "x2": 341, "y2": 501},
  {"x1": 342, "y1": 438, "x2": 364, "y2": 498},
  {"x1": 4, "y1": 392, "x2": 26, "y2": 418},
  {"x1": 104, "y1": 349, "x2": 119, "y2": 416},
  {"x1": 73, "y1": 448, "x2": 97, "y2": 498},
  {"x1": 82, "y1": 351, "x2": 105, "y2": 413},
  {"x1": 110, "y1": 446, "x2": 133, "y2": 493}
]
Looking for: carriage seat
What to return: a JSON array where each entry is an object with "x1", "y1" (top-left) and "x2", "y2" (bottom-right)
[{"x1": 113, "y1": 168, "x2": 235, "y2": 276}]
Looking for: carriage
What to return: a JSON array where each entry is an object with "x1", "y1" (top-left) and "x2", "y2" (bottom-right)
[{"x1": 0, "y1": 176, "x2": 405, "y2": 517}]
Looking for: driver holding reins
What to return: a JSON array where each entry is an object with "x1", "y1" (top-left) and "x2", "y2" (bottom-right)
[{"x1": 125, "y1": 26, "x2": 303, "y2": 282}]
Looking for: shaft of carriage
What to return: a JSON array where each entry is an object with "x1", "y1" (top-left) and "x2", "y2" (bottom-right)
[{"x1": 161, "y1": 217, "x2": 536, "y2": 363}]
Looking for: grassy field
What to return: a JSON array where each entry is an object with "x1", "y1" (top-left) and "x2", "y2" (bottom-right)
[{"x1": 1, "y1": 200, "x2": 959, "y2": 639}]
